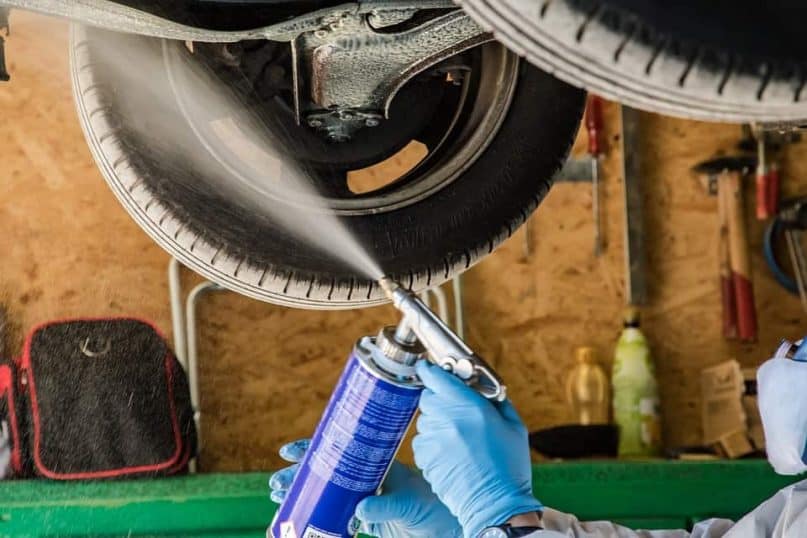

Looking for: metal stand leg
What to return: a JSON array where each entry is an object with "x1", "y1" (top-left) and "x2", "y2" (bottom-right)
[
  {"x1": 452, "y1": 275, "x2": 465, "y2": 340},
  {"x1": 168, "y1": 258, "x2": 187, "y2": 368},
  {"x1": 167, "y1": 258, "x2": 225, "y2": 473}
]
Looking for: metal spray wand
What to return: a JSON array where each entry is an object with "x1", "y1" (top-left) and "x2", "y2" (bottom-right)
[{"x1": 379, "y1": 277, "x2": 507, "y2": 402}]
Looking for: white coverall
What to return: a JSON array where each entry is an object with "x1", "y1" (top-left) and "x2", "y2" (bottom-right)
[
  {"x1": 520, "y1": 357, "x2": 807, "y2": 537},
  {"x1": 525, "y1": 479, "x2": 807, "y2": 537}
]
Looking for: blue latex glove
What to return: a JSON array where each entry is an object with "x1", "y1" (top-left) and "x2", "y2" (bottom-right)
[
  {"x1": 758, "y1": 345, "x2": 807, "y2": 475},
  {"x1": 269, "y1": 439, "x2": 462, "y2": 538},
  {"x1": 412, "y1": 361, "x2": 542, "y2": 538},
  {"x1": 268, "y1": 439, "x2": 309, "y2": 504}
]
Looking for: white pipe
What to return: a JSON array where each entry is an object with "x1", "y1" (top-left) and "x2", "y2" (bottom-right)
[
  {"x1": 429, "y1": 287, "x2": 450, "y2": 326},
  {"x1": 420, "y1": 288, "x2": 450, "y2": 325},
  {"x1": 185, "y1": 280, "x2": 224, "y2": 471},
  {"x1": 452, "y1": 276, "x2": 465, "y2": 340},
  {"x1": 168, "y1": 258, "x2": 187, "y2": 369}
]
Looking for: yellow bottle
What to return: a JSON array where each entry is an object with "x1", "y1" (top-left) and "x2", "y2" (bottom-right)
[{"x1": 566, "y1": 347, "x2": 610, "y2": 425}]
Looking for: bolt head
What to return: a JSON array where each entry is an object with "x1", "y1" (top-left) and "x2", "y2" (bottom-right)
[
  {"x1": 308, "y1": 118, "x2": 323, "y2": 128},
  {"x1": 328, "y1": 133, "x2": 350, "y2": 143},
  {"x1": 365, "y1": 118, "x2": 381, "y2": 127},
  {"x1": 314, "y1": 29, "x2": 328, "y2": 39}
]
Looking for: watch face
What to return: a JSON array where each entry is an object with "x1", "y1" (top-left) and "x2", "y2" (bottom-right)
[{"x1": 479, "y1": 528, "x2": 508, "y2": 538}]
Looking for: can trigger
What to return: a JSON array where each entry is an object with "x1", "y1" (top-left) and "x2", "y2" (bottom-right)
[
  {"x1": 446, "y1": 356, "x2": 474, "y2": 380},
  {"x1": 471, "y1": 362, "x2": 507, "y2": 402},
  {"x1": 439, "y1": 356, "x2": 506, "y2": 402}
]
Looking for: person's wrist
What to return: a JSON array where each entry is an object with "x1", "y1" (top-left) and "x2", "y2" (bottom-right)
[
  {"x1": 506, "y1": 511, "x2": 542, "y2": 528},
  {"x1": 463, "y1": 496, "x2": 543, "y2": 538}
]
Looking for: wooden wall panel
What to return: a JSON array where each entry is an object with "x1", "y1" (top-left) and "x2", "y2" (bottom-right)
[{"x1": 2, "y1": 13, "x2": 806, "y2": 470}]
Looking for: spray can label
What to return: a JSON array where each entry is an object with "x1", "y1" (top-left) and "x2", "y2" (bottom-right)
[{"x1": 270, "y1": 347, "x2": 421, "y2": 538}]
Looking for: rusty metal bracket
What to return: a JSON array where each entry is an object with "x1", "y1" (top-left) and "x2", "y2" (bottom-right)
[{"x1": 291, "y1": 7, "x2": 491, "y2": 140}]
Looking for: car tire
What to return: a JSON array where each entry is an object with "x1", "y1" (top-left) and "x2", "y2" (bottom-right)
[
  {"x1": 70, "y1": 24, "x2": 585, "y2": 309},
  {"x1": 457, "y1": 0, "x2": 807, "y2": 123}
]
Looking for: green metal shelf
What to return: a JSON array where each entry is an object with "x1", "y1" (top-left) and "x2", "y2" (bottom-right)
[{"x1": 0, "y1": 460, "x2": 799, "y2": 537}]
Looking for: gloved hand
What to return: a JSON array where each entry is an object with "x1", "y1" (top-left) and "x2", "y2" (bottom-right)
[
  {"x1": 269, "y1": 439, "x2": 462, "y2": 538},
  {"x1": 413, "y1": 361, "x2": 542, "y2": 538},
  {"x1": 758, "y1": 345, "x2": 807, "y2": 475}
]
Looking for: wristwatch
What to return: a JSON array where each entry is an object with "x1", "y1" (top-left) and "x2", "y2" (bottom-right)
[{"x1": 478, "y1": 524, "x2": 543, "y2": 538}]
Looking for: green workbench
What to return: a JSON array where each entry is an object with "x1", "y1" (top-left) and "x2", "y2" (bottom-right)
[{"x1": 0, "y1": 461, "x2": 800, "y2": 537}]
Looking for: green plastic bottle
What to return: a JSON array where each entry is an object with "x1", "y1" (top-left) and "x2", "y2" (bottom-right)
[{"x1": 612, "y1": 307, "x2": 661, "y2": 458}]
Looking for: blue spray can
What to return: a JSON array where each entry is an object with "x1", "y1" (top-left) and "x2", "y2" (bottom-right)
[{"x1": 270, "y1": 325, "x2": 424, "y2": 538}]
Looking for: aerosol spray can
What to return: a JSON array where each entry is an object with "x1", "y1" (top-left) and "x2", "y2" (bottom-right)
[
  {"x1": 270, "y1": 279, "x2": 507, "y2": 538},
  {"x1": 270, "y1": 324, "x2": 425, "y2": 538}
]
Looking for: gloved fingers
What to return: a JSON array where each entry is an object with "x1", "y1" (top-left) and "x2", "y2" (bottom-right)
[
  {"x1": 417, "y1": 389, "x2": 444, "y2": 416},
  {"x1": 279, "y1": 439, "x2": 310, "y2": 463},
  {"x1": 359, "y1": 520, "x2": 399, "y2": 538},
  {"x1": 416, "y1": 361, "x2": 483, "y2": 404},
  {"x1": 411, "y1": 433, "x2": 438, "y2": 476},
  {"x1": 270, "y1": 489, "x2": 287, "y2": 504},
  {"x1": 496, "y1": 399, "x2": 526, "y2": 427},
  {"x1": 269, "y1": 463, "x2": 300, "y2": 492},
  {"x1": 381, "y1": 461, "x2": 415, "y2": 491},
  {"x1": 358, "y1": 520, "x2": 380, "y2": 537},
  {"x1": 415, "y1": 412, "x2": 452, "y2": 436},
  {"x1": 355, "y1": 489, "x2": 414, "y2": 524}
]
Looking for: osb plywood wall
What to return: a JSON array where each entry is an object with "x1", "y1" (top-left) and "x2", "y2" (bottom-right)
[{"x1": 2, "y1": 13, "x2": 806, "y2": 471}]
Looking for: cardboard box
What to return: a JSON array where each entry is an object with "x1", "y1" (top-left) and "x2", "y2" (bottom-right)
[
  {"x1": 701, "y1": 360, "x2": 746, "y2": 445},
  {"x1": 743, "y1": 394, "x2": 765, "y2": 450},
  {"x1": 715, "y1": 430, "x2": 755, "y2": 459}
]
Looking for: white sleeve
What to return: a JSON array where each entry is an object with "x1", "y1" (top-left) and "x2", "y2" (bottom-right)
[
  {"x1": 526, "y1": 508, "x2": 713, "y2": 537},
  {"x1": 516, "y1": 480, "x2": 807, "y2": 538}
]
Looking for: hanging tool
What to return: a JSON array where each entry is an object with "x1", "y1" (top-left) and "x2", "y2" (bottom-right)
[
  {"x1": 693, "y1": 156, "x2": 758, "y2": 341},
  {"x1": 725, "y1": 171, "x2": 757, "y2": 341},
  {"x1": 527, "y1": 95, "x2": 605, "y2": 260},
  {"x1": 620, "y1": 105, "x2": 646, "y2": 306},
  {"x1": 552, "y1": 95, "x2": 606, "y2": 258},
  {"x1": 763, "y1": 197, "x2": 807, "y2": 313},
  {"x1": 587, "y1": 95, "x2": 604, "y2": 256},
  {"x1": 718, "y1": 177, "x2": 738, "y2": 339},
  {"x1": 784, "y1": 228, "x2": 807, "y2": 313},
  {"x1": 0, "y1": 8, "x2": 9, "y2": 82},
  {"x1": 753, "y1": 126, "x2": 781, "y2": 220}
]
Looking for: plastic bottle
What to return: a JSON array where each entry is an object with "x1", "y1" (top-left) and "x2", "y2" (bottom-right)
[
  {"x1": 612, "y1": 307, "x2": 661, "y2": 457},
  {"x1": 566, "y1": 347, "x2": 610, "y2": 425}
]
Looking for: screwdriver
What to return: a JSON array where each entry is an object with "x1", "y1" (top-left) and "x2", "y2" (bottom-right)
[
  {"x1": 586, "y1": 94, "x2": 604, "y2": 256},
  {"x1": 753, "y1": 127, "x2": 781, "y2": 220},
  {"x1": 755, "y1": 130, "x2": 770, "y2": 220}
]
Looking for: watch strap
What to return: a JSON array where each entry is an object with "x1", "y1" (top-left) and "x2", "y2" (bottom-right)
[{"x1": 505, "y1": 525, "x2": 543, "y2": 537}]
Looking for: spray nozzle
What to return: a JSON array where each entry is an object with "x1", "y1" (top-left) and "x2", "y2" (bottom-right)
[
  {"x1": 379, "y1": 277, "x2": 399, "y2": 298},
  {"x1": 380, "y1": 277, "x2": 507, "y2": 401}
]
